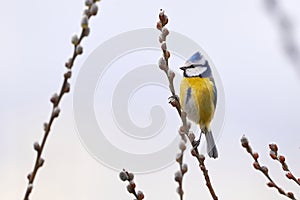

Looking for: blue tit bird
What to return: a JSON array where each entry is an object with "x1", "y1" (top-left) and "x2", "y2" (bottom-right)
[{"x1": 180, "y1": 52, "x2": 218, "y2": 158}]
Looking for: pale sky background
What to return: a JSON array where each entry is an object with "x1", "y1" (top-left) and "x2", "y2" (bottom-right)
[{"x1": 1, "y1": 0, "x2": 300, "y2": 200}]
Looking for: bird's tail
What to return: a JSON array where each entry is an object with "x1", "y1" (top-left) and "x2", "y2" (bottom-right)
[{"x1": 205, "y1": 129, "x2": 218, "y2": 159}]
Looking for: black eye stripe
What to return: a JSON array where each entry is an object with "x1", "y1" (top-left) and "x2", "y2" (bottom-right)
[{"x1": 182, "y1": 60, "x2": 209, "y2": 69}]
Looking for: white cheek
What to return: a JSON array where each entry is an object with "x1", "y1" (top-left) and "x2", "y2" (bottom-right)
[{"x1": 186, "y1": 67, "x2": 207, "y2": 77}]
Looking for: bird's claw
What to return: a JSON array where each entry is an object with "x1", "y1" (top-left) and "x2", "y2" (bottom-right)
[
  {"x1": 192, "y1": 131, "x2": 203, "y2": 150},
  {"x1": 192, "y1": 139, "x2": 200, "y2": 150}
]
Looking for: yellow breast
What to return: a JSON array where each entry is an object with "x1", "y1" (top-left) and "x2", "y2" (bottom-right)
[{"x1": 180, "y1": 77, "x2": 215, "y2": 129}]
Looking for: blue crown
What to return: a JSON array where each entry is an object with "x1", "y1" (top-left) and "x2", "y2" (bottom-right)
[
  {"x1": 188, "y1": 52, "x2": 203, "y2": 63},
  {"x1": 182, "y1": 51, "x2": 206, "y2": 67}
]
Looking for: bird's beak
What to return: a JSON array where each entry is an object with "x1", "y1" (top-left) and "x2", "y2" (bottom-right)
[{"x1": 180, "y1": 66, "x2": 188, "y2": 70}]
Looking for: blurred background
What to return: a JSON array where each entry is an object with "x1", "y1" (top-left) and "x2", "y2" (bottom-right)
[{"x1": 1, "y1": 0, "x2": 300, "y2": 199}]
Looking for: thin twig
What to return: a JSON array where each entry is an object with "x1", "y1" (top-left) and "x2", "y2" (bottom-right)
[
  {"x1": 175, "y1": 133, "x2": 188, "y2": 200},
  {"x1": 119, "y1": 169, "x2": 145, "y2": 200},
  {"x1": 22, "y1": 1, "x2": 100, "y2": 199},
  {"x1": 269, "y1": 143, "x2": 300, "y2": 187},
  {"x1": 156, "y1": 9, "x2": 218, "y2": 200},
  {"x1": 241, "y1": 136, "x2": 297, "y2": 200},
  {"x1": 263, "y1": 0, "x2": 300, "y2": 69}
]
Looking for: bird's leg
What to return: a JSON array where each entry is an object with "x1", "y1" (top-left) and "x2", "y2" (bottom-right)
[{"x1": 192, "y1": 130, "x2": 203, "y2": 149}]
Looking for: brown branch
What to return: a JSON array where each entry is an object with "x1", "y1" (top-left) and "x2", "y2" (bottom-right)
[
  {"x1": 119, "y1": 169, "x2": 145, "y2": 200},
  {"x1": 175, "y1": 133, "x2": 188, "y2": 200},
  {"x1": 156, "y1": 9, "x2": 218, "y2": 200},
  {"x1": 192, "y1": 152, "x2": 218, "y2": 200},
  {"x1": 241, "y1": 136, "x2": 297, "y2": 200},
  {"x1": 269, "y1": 143, "x2": 300, "y2": 187},
  {"x1": 22, "y1": 1, "x2": 100, "y2": 199},
  {"x1": 263, "y1": 0, "x2": 300, "y2": 68}
]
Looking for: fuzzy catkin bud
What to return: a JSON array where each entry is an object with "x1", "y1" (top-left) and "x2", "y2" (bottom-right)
[
  {"x1": 182, "y1": 164, "x2": 188, "y2": 173},
  {"x1": 127, "y1": 172, "x2": 134, "y2": 181},
  {"x1": 156, "y1": 21, "x2": 162, "y2": 30},
  {"x1": 43, "y1": 122, "x2": 48, "y2": 131},
  {"x1": 33, "y1": 142, "x2": 41, "y2": 152},
  {"x1": 52, "y1": 107, "x2": 60, "y2": 118},
  {"x1": 161, "y1": 42, "x2": 167, "y2": 51},
  {"x1": 253, "y1": 152, "x2": 259, "y2": 160},
  {"x1": 83, "y1": 9, "x2": 90, "y2": 16},
  {"x1": 63, "y1": 82, "x2": 70, "y2": 93},
  {"x1": 198, "y1": 154, "x2": 205, "y2": 162},
  {"x1": 83, "y1": 27, "x2": 90, "y2": 37},
  {"x1": 65, "y1": 58, "x2": 72, "y2": 69},
  {"x1": 90, "y1": 4, "x2": 98, "y2": 15},
  {"x1": 85, "y1": 0, "x2": 93, "y2": 7},
  {"x1": 176, "y1": 187, "x2": 183, "y2": 196},
  {"x1": 27, "y1": 184, "x2": 33, "y2": 192},
  {"x1": 127, "y1": 183, "x2": 134, "y2": 193},
  {"x1": 162, "y1": 15, "x2": 168, "y2": 25},
  {"x1": 119, "y1": 171, "x2": 128, "y2": 181},
  {"x1": 81, "y1": 16, "x2": 89, "y2": 29},
  {"x1": 269, "y1": 143, "x2": 278, "y2": 152},
  {"x1": 50, "y1": 93, "x2": 59, "y2": 106},
  {"x1": 261, "y1": 166, "x2": 268, "y2": 173},
  {"x1": 269, "y1": 151, "x2": 277, "y2": 159},
  {"x1": 159, "y1": 9, "x2": 165, "y2": 19},
  {"x1": 158, "y1": 57, "x2": 167, "y2": 71},
  {"x1": 188, "y1": 133, "x2": 196, "y2": 141},
  {"x1": 200, "y1": 164, "x2": 205, "y2": 171},
  {"x1": 27, "y1": 173, "x2": 32, "y2": 180},
  {"x1": 168, "y1": 96, "x2": 179, "y2": 108},
  {"x1": 191, "y1": 149, "x2": 197, "y2": 157},
  {"x1": 287, "y1": 192, "x2": 295, "y2": 199},
  {"x1": 64, "y1": 71, "x2": 72, "y2": 79},
  {"x1": 38, "y1": 158, "x2": 45, "y2": 167},
  {"x1": 159, "y1": 9, "x2": 169, "y2": 25},
  {"x1": 168, "y1": 70, "x2": 175, "y2": 81},
  {"x1": 279, "y1": 155, "x2": 285, "y2": 163},
  {"x1": 159, "y1": 34, "x2": 166, "y2": 43},
  {"x1": 181, "y1": 134, "x2": 187, "y2": 143},
  {"x1": 137, "y1": 191, "x2": 144, "y2": 200},
  {"x1": 253, "y1": 162, "x2": 260, "y2": 170},
  {"x1": 178, "y1": 126, "x2": 185, "y2": 135},
  {"x1": 267, "y1": 182, "x2": 275, "y2": 187},
  {"x1": 174, "y1": 171, "x2": 182, "y2": 182},
  {"x1": 76, "y1": 45, "x2": 83, "y2": 55},
  {"x1": 176, "y1": 153, "x2": 182, "y2": 163},
  {"x1": 241, "y1": 136, "x2": 249, "y2": 148},
  {"x1": 129, "y1": 181, "x2": 136, "y2": 189},
  {"x1": 286, "y1": 172, "x2": 294, "y2": 179},
  {"x1": 71, "y1": 34, "x2": 79, "y2": 45},
  {"x1": 165, "y1": 50, "x2": 170, "y2": 59},
  {"x1": 179, "y1": 142, "x2": 186, "y2": 151},
  {"x1": 162, "y1": 28, "x2": 169, "y2": 37}
]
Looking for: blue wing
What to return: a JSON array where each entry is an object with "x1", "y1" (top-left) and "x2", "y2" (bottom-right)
[{"x1": 210, "y1": 77, "x2": 217, "y2": 108}]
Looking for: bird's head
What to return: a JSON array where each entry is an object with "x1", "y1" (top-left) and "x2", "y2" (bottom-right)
[{"x1": 180, "y1": 52, "x2": 212, "y2": 78}]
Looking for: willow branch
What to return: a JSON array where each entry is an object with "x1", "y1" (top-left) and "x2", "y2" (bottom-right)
[
  {"x1": 156, "y1": 9, "x2": 218, "y2": 200},
  {"x1": 269, "y1": 143, "x2": 300, "y2": 187},
  {"x1": 119, "y1": 169, "x2": 145, "y2": 200},
  {"x1": 241, "y1": 136, "x2": 297, "y2": 200},
  {"x1": 22, "y1": 1, "x2": 100, "y2": 199},
  {"x1": 175, "y1": 133, "x2": 188, "y2": 200},
  {"x1": 263, "y1": 0, "x2": 300, "y2": 68}
]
